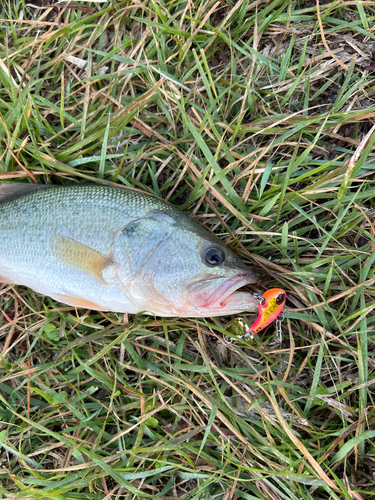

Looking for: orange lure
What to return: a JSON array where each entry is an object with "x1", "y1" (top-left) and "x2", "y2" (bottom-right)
[{"x1": 246, "y1": 288, "x2": 286, "y2": 339}]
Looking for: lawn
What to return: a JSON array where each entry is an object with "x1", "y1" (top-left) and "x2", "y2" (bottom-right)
[{"x1": 0, "y1": 0, "x2": 375, "y2": 499}]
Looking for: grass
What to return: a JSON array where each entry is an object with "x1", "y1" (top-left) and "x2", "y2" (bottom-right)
[{"x1": 0, "y1": 0, "x2": 375, "y2": 498}]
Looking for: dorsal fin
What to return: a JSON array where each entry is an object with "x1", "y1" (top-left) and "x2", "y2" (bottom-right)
[
  {"x1": 0, "y1": 183, "x2": 52, "y2": 204},
  {"x1": 52, "y1": 235, "x2": 112, "y2": 283}
]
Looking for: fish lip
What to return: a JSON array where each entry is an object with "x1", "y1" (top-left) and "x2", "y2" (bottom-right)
[
  {"x1": 202, "y1": 273, "x2": 256, "y2": 308},
  {"x1": 186, "y1": 272, "x2": 258, "y2": 313}
]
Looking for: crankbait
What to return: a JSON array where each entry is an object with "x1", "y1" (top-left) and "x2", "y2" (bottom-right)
[
  {"x1": 246, "y1": 288, "x2": 286, "y2": 338},
  {"x1": 227, "y1": 288, "x2": 286, "y2": 343}
]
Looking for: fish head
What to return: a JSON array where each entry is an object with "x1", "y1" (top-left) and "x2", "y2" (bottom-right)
[
  {"x1": 180, "y1": 234, "x2": 259, "y2": 317},
  {"x1": 115, "y1": 212, "x2": 259, "y2": 317}
]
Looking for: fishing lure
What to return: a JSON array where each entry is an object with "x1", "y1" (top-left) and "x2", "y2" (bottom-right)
[
  {"x1": 227, "y1": 288, "x2": 286, "y2": 343},
  {"x1": 247, "y1": 288, "x2": 286, "y2": 338}
]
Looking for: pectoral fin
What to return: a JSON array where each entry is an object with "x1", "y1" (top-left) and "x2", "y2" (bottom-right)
[{"x1": 52, "y1": 235, "x2": 111, "y2": 283}]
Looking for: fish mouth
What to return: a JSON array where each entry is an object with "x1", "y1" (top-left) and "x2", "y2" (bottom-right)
[{"x1": 187, "y1": 272, "x2": 259, "y2": 315}]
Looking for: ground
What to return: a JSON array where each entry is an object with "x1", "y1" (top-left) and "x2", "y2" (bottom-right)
[{"x1": 0, "y1": 0, "x2": 374, "y2": 499}]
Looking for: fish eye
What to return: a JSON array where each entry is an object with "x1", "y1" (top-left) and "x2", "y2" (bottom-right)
[
  {"x1": 204, "y1": 247, "x2": 225, "y2": 266},
  {"x1": 276, "y1": 293, "x2": 285, "y2": 305}
]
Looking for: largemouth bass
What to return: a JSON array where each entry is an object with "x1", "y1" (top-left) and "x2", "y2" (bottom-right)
[{"x1": 0, "y1": 184, "x2": 258, "y2": 317}]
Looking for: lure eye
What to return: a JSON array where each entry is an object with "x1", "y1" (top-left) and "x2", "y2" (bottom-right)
[
  {"x1": 276, "y1": 293, "x2": 286, "y2": 305},
  {"x1": 204, "y1": 247, "x2": 225, "y2": 266}
]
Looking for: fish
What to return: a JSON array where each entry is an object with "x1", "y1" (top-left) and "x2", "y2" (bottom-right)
[
  {"x1": 0, "y1": 183, "x2": 259, "y2": 317},
  {"x1": 246, "y1": 288, "x2": 286, "y2": 338}
]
